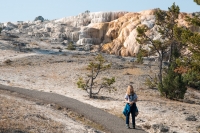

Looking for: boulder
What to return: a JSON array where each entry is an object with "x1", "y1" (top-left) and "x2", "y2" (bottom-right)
[
  {"x1": 186, "y1": 115, "x2": 197, "y2": 121},
  {"x1": 18, "y1": 23, "x2": 29, "y2": 29},
  {"x1": 152, "y1": 124, "x2": 169, "y2": 133},
  {"x1": 3, "y1": 22, "x2": 18, "y2": 30},
  {"x1": 84, "y1": 44, "x2": 92, "y2": 51}
]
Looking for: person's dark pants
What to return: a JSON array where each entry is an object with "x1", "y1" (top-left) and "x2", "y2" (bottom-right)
[{"x1": 126, "y1": 103, "x2": 136, "y2": 126}]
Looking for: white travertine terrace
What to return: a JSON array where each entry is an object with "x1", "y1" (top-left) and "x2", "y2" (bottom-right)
[{"x1": 2, "y1": 10, "x2": 191, "y2": 56}]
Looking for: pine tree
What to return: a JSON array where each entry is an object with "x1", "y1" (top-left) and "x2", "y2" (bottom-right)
[
  {"x1": 137, "y1": 3, "x2": 181, "y2": 88},
  {"x1": 77, "y1": 54, "x2": 115, "y2": 98},
  {"x1": 160, "y1": 49, "x2": 187, "y2": 99},
  {"x1": 194, "y1": 0, "x2": 200, "y2": 5},
  {"x1": 174, "y1": 11, "x2": 200, "y2": 90},
  {"x1": 137, "y1": 3, "x2": 189, "y2": 99},
  {"x1": 161, "y1": 66, "x2": 187, "y2": 99}
]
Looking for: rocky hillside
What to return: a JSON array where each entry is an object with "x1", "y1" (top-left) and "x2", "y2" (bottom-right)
[
  {"x1": 0, "y1": 10, "x2": 199, "y2": 56},
  {"x1": 0, "y1": 10, "x2": 200, "y2": 133}
]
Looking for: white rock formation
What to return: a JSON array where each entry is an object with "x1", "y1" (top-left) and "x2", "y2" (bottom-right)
[
  {"x1": 2, "y1": 22, "x2": 18, "y2": 31},
  {"x1": 3, "y1": 10, "x2": 194, "y2": 56}
]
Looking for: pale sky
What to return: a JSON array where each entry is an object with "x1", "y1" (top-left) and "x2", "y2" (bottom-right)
[{"x1": 1, "y1": 0, "x2": 199, "y2": 23}]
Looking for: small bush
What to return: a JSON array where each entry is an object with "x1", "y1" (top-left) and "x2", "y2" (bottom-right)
[
  {"x1": 136, "y1": 51, "x2": 143, "y2": 64},
  {"x1": 67, "y1": 42, "x2": 76, "y2": 50},
  {"x1": 183, "y1": 71, "x2": 200, "y2": 90},
  {"x1": 77, "y1": 54, "x2": 115, "y2": 98},
  {"x1": 159, "y1": 65, "x2": 187, "y2": 99},
  {"x1": 4, "y1": 59, "x2": 12, "y2": 65},
  {"x1": 136, "y1": 48, "x2": 148, "y2": 64},
  {"x1": 34, "y1": 16, "x2": 44, "y2": 22},
  {"x1": 144, "y1": 75, "x2": 158, "y2": 89},
  {"x1": 0, "y1": 27, "x2": 2, "y2": 34}
]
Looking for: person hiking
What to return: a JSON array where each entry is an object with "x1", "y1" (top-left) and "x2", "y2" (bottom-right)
[{"x1": 124, "y1": 85, "x2": 138, "y2": 129}]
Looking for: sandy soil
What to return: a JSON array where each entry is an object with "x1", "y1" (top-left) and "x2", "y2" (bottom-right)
[
  {"x1": 0, "y1": 38, "x2": 200, "y2": 133},
  {"x1": 0, "y1": 90, "x2": 103, "y2": 133}
]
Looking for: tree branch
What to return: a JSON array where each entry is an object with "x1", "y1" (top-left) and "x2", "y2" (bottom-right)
[
  {"x1": 92, "y1": 84, "x2": 105, "y2": 95},
  {"x1": 93, "y1": 64, "x2": 100, "y2": 80}
]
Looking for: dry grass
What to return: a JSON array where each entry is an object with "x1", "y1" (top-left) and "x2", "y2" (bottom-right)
[
  {"x1": 0, "y1": 90, "x2": 105, "y2": 133},
  {"x1": 53, "y1": 105, "x2": 109, "y2": 133},
  {"x1": 30, "y1": 42, "x2": 38, "y2": 46},
  {"x1": 1, "y1": 49, "x2": 200, "y2": 133},
  {"x1": 123, "y1": 68, "x2": 143, "y2": 75},
  {"x1": 142, "y1": 123, "x2": 151, "y2": 130},
  {"x1": 0, "y1": 91, "x2": 66, "y2": 133},
  {"x1": 69, "y1": 111, "x2": 108, "y2": 132}
]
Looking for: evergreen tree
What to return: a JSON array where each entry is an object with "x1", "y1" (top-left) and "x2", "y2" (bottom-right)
[
  {"x1": 161, "y1": 65, "x2": 187, "y2": 99},
  {"x1": 77, "y1": 54, "x2": 115, "y2": 98},
  {"x1": 194, "y1": 0, "x2": 200, "y2": 5},
  {"x1": 137, "y1": 3, "x2": 189, "y2": 99},
  {"x1": 137, "y1": 3, "x2": 181, "y2": 89},
  {"x1": 174, "y1": 12, "x2": 200, "y2": 90},
  {"x1": 160, "y1": 49, "x2": 187, "y2": 99}
]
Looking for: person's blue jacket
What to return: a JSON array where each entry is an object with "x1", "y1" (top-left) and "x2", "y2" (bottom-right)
[
  {"x1": 123, "y1": 103, "x2": 138, "y2": 116},
  {"x1": 123, "y1": 103, "x2": 131, "y2": 116}
]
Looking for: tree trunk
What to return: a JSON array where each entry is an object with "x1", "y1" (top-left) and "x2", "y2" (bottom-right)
[
  {"x1": 158, "y1": 52, "x2": 163, "y2": 88},
  {"x1": 168, "y1": 43, "x2": 172, "y2": 63},
  {"x1": 89, "y1": 68, "x2": 94, "y2": 98},
  {"x1": 168, "y1": 40, "x2": 176, "y2": 67}
]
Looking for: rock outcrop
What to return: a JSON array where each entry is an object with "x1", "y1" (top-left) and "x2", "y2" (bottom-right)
[{"x1": 1, "y1": 10, "x2": 195, "y2": 56}]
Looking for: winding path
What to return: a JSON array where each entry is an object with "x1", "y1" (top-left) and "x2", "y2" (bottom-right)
[{"x1": 0, "y1": 84, "x2": 146, "y2": 133}]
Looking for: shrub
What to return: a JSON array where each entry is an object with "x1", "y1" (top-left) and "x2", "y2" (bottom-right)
[
  {"x1": 67, "y1": 42, "x2": 76, "y2": 50},
  {"x1": 136, "y1": 50, "x2": 143, "y2": 64},
  {"x1": 183, "y1": 71, "x2": 200, "y2": 90},
  {"x1": 136, "y1": 48, "x2": 148, "y2": 64},
  {"x1": 159, "y1": 65, "x2": 187, "y2": 99},
  {"x1": 0, "y1": 27, "x2": 2, "y2": 34},
  {"x1": 77, "y1": 54, "x2": 115, "y2": 98},
  {"x1": 144, "y1": 75, "x2": 158, "y2": 89},
  {"x1": 34, "y1": 16, "x2": 44, "y2": 22}
]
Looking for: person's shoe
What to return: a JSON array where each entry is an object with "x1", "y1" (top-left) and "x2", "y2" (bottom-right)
[
  {"x1": 126, "y1": 124, "x2": 130, "y2": 129},
  {"x1": 132, "y1": 124, "x2": 135, "y2": 129}
]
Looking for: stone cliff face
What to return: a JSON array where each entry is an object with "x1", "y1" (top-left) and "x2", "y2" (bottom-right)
[
  {"x1": 1, "y1": 10, "x2": 196, "y2": 56},
  {"x1": 101, "y1": 10, "x2": 192, "y2": 56}
]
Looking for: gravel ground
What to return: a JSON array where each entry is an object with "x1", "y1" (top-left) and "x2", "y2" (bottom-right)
[
  {"x1": 0, "y1": 36, "x2": 200, "y2": 133},
  {"x1": 0, "y1": 90, "x2": 103, "y2": 133}
]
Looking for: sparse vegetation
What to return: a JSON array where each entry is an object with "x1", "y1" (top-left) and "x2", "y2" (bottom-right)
[
  {"x1": 137, "y1": 3, "x2": 189, "y2": 99},
  {"x1": 183, "y1": 71, "x2": 200, "y2": 90},
  {"x1": 85, "y1": 10, "x2": 90, "y2": 14},
  {"x1": 144, "y1": 75, "x2": 158, "y2": 89},
  {"x1": 0, "y1": 90, "x2": 105, "y2": 133},
  {"x1": 159, "y1": 63, "x2": 187, "y2": 99},
  {"x1": 0, "y1": 2, "x2": 199, "y2": 133},
  {"x1": 77, "y1": 54, "x2": 115, "y2": 98},
  {"x1": 34, "y1": 16, "x2": 44, "y2": 22},
  {"x1": 194, "y1": 0, "x2": 200, "y2": 5},
  {"x1": 136, "y1": 48, "x2": 144, "y2": 64},
  {"x1": 67, "y1": 42, "x2": 76, "y2": 50},
  {"x1": 0, "y1": 91, "x2": 65, "y2": 133},
  {"x1": 0, "y1": 27, "x2": 2, "y2": 34},
  {"x1": 174, "y1": 9, "x2": 200, "y2": 90}
]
